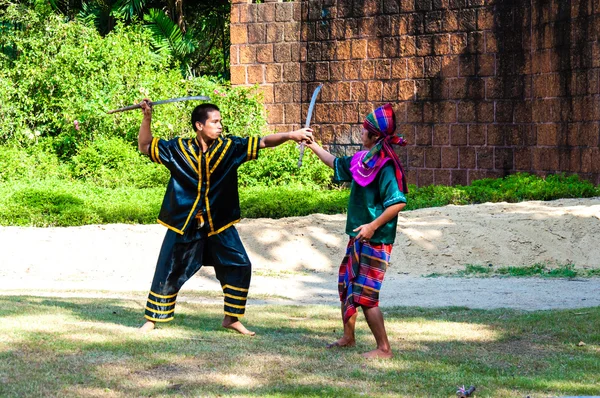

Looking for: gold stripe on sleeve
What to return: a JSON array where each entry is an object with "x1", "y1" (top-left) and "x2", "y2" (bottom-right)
[
  {"x1": 246, "y1": 137, "x2": 253, "y2": 160},
  {"x1": 252, "y1": 137, "x2": 259, "y2": 160}
]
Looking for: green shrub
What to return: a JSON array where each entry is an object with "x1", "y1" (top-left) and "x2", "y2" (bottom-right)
[
  {"x1": 239, "y1": 142, "x2": 333, "y2": 189},
  {"x1": 70, "y1": 137, "x2": 169, "y2": 188},
  {"x1": 405, "y1": 172, "x2": 599, "y2": 211},
  {"x1": 0, "y1": 143, "x2": 66, "y2": 182},
  {"x1": 0, "y1": 179, "x2": 163, "y2": 227},
  {"x1": 240, "y1": 184, "x2": 349, "y2": 218}
]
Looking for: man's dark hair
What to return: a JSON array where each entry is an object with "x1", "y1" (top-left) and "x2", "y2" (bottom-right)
[{"x1": 191, "y1": 103, "x2": 220, "y2": 131}]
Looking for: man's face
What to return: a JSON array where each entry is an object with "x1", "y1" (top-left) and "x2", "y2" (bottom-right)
[{"x1": 196, "y1": 110, "x2": 222, "y2": 142}]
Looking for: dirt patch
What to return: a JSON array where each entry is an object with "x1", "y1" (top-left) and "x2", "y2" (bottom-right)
[{"x1": 1, "y1": 197, "x2": 599, "y2": 310}]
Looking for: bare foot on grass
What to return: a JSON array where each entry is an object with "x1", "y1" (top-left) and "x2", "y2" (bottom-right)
[
  {"x1": 325, "y1": 337, "x2": 356, "y2": 349},
  {"x1": 222, "y1": 316, "x2": 255, "y2": 336},
  {"x1": 361, "y1": 348, "x2": 393, "y2": 359},
  {"x1": 139, "y1": 320, "x2": 156, "y2": 333}
]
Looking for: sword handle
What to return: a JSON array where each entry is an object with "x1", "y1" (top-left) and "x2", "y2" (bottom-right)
[
  {"x1": 297, "y1": 142, "x2": 306, "y2": 167},
  {"x1": 106, "y1": 103, "x2": 142, "y2": 114}
]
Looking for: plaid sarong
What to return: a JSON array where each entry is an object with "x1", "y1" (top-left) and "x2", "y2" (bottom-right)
[{"x1": 338, "y1": 238, "x2": 392, "y2": 323}]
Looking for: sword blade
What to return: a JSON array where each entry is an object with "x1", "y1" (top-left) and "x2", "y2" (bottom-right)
[
  {"x1": 106, "y1": 95, "x2": 211, "y2": 114},
  {"x1": 304, "y1": 84, "x2": 323, "y2": 129},
  {"x1": 298, "y1": 84, "x2": 323, "y2": 168}
]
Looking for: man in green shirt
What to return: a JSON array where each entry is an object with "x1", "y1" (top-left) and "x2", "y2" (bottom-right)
[{"x1": 307, "y1": 103, "x2": 407, "y2": 359}]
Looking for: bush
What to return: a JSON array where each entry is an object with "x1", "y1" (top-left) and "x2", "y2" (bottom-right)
[
  {"x1": 239, "y1": 142, "x2": 333, "y2": 189},
  {"x1": 0, "y1": 179, "x2": 163, "y2": 227},
  {"x1": 70, "y1": 137, "x2": 169, "y2": 188},
  {"x1": 240, "y1": 184, "x2": 349, "y2": 218},
  {"x1": 466, "y1": 173, "x2": 598, "y2": 202},
  {"x1": 404, "y1": 172, "x2": 600, "y2": 211},
  {"x1": 0, "y1": 143, "x2": 66, "y2": 182}
]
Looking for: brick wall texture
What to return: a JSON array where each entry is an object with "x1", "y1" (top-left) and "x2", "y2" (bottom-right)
[{"x1": 230, "y1": 0, "x2": 600, "y2": 186}]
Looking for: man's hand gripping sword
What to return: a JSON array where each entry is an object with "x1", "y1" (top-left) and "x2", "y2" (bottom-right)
[{"x1": 297, "y1": 84, "x2": 323, "y2": 168}]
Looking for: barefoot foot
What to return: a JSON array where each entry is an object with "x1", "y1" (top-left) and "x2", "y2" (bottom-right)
[
  {"x1": 325, "y1": 337, "x2": 356, "y2": 349},
  {"x1": 139, "y1": 320, "x2": 155, "y2": 333},
  {"x1": 222, "y1": 316, "x2": 255, "y2": 336},
  {"x1": 361, "y1": 348, "x2": 393, "y2": 359}
]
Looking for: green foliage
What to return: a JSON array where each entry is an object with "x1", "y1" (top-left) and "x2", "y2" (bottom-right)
[
  {"x1": 0, "y1": 179, "x2": 162, "y2": 227},
  {"x1": 405, "y1": 173, "x2": 600, "y2": 211},
  {"x1": 240, "y1": 184, "x2": 349, "y2": 219},
  {"x1": 70, "y1": 137, "x2": 169, "y2": 188},
  {"x1": 467, "y1": 173, "x2": 598, "y2": 202},
  {"x1": 46, "y1": 0, "x2": 230, "y2": 77},
  {"x1": 0, "y1": 143, "x2": 67, "y2": 182},
  {"x1": 143, "y1": 8, "x2": 196, "y2": 69},
  {"x1": 239, "y1": 142, "x2": 334, "y2": 189},
  {"x1": 0, "y1": 5, "x2": 266, "y2": 157}
]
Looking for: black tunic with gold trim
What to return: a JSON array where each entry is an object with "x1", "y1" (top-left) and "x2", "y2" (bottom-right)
[{"x1": 144, "y1": 134, "x2": 260, "y2": 323}]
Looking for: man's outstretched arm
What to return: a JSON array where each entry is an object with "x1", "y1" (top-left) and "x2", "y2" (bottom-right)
[{"x1": 259, "y1": 128, "x2": 313, "y2": 148}]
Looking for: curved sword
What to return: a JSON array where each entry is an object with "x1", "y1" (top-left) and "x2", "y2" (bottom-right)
[
  {"x1": 106, "y1": 95, "x2": 211, "y2": 114},
  {"x1": 298, "y1": 84, "x2": 323, "y2": 168}
]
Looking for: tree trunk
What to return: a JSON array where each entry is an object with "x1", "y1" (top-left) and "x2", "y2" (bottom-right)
[{"x1": 175, "y1": 0, "x2": 185, "y2": 33}]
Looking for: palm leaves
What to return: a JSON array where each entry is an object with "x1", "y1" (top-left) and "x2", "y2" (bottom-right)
[
  {"x1": 115, "y1": 0, "x2": 147, "y2": 20},
  {"x1": 143, "y1": 8, "x2": 196, "y2": 65},
  {"x1": 78, "y1": 1, "x2": 115, "y2": 35}
]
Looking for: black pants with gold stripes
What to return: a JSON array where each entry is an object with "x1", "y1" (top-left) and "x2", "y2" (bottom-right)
[{"x1": 145, "y1": 222, "x2": 251, "y2": 323}]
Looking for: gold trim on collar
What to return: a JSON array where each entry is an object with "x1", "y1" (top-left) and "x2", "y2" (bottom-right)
[
  {"x1": 210, "y1": 139, "x2": 232, "y2": 174},
  {"x1": 207, "y1": 136, "x2": 224, "y2": 163},
  {"x1": 178, "y1": 138, "x2": 198, "y2": 174},
  {"x1": 188, "y1": 138, "x2": 199, "y2": 164}
]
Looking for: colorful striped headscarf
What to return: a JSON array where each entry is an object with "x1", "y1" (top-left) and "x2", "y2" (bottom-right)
[{"x1": 350, "y1": 103, "x2": 408, "y2": 192}]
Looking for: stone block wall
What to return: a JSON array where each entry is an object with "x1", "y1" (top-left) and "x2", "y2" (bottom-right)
[{"x1": 231, "y1": 0, "x2": 600, "y2": 186}]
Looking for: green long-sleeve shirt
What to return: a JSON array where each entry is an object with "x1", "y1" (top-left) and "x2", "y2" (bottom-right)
[{"x1": 333, "y1": 156, "x2": 407, "y2": 244}]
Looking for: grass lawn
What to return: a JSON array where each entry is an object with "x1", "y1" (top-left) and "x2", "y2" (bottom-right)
[{"x1": 0, "y1": 296, "x2": 598, "y2": 397}]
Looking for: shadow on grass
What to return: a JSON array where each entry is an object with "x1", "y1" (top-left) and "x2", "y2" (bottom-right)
[{"x1": 1, "y1": 296, "x2": 599, "y2": 397}]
